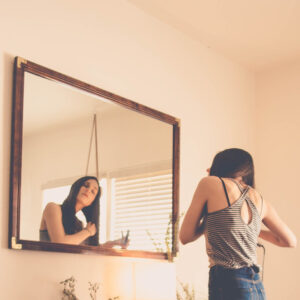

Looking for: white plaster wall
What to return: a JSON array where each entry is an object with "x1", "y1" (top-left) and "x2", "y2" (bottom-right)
[
  {"x1": 0, "y1": 0, "x2": 255, "y2": 299},
  {"x1": 255, "y1": 62, "x2": 300, "y2": 300}
]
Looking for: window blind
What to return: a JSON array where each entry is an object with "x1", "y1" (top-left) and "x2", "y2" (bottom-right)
[{"x1": 111, "y1": 171, "x2": 173, "y2": 252}]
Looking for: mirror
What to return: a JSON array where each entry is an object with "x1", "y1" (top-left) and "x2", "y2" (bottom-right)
[{"x1": 9, "y1": 57, "x2": 180, "y2": 259}]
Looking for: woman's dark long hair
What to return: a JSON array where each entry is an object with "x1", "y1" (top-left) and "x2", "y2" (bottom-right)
[
  {"x1": 61, "y1": 176, "x2": 101, "y2": 246},
  {"x1": 209, "y1": 148, "x2": 255, "y2": 187}
]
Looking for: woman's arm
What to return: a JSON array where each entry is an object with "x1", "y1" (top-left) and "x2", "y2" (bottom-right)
[
  {"x1": 259, "y1": 200, "x2": 297, "y2": 247},
  {"x1": 179, "y1": 177, "x2": 209, "y2": 245},
  {"x1": 43, "y1": 203, "x2": 96, "y2": 245}
]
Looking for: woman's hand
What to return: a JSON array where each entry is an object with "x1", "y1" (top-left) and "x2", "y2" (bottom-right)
[
  {"x1": 114, "y1": 236, "x2": 130, "y2": 249},
  {"x1": 85, "y1": 222, "x2": 97, "y2": 236},
  {"x1": 100, "y1": 237, "x2": 130, "y2": 249},
  {"x1": 42, "y1": 203, "x2": 97, "y2": 244}
]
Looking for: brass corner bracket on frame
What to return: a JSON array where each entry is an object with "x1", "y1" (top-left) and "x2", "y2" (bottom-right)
[
  {"x1": 11, "y1": 236, "x2": 22, "y2": 250},
  {"x1": 17, "y1": 57, "x2": 27, "y2": 68}
]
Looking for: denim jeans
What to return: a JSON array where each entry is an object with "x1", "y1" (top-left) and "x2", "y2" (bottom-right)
[{"x1": 209, "y1": 265, "x2": 266, "y2": 300}]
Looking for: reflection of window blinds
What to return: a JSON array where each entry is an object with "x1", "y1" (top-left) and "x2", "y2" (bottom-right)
[{"x1": 112, "y1": 171, "x2": 172, "y2": 252}]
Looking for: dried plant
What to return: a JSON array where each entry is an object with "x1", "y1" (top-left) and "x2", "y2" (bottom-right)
[
  {"x1": 177, "y1": 280, "x2": 208, "y2": 300},
  {"x1": 165, "y1": 213, "x2": 176, "y2": 262},
  {"x1": 60, "y1": 277, "x2": 119, "y2": 300},
  {"x1": 147, "y1": 212, "x2": 183, "y2": 262},
  {"x1": 60, "y1": 276, "x2": 78, "y2": 300},
  {"x1": 176, "y1": 280, "x2": 195, "y2": 300},
  {"x1": 88, "y1": 282, "x2": 100, "y2": 300},
  {"x1": 146, "y1": 229, "x2": 164, "y2": 252}
]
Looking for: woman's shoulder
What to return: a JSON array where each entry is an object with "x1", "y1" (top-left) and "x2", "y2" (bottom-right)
[
  {"x1": 43, "y1": 202, "x2": 62, "y2": 216},
  {"x1": 196, "y1": 176, "x2": 222, "y2": 192},
  {"x1": 198, "y1": 176, "x2": 221, "y2": 186},
  {"x1": 247, "y1": 186, "x2": 264, "y2": 205}
]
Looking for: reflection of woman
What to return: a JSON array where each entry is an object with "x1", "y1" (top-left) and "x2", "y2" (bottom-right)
[
  {"x1": 40, "y1": 176, "x2": 128, "y2": 247},
  {"x1": 179, "y1": 148, "x2": 296, "y2": 300}
]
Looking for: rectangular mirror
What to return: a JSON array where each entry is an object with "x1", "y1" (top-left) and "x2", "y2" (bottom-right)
[{"x1": 9, "y1": 57, "x2": 180, "y2": 260}]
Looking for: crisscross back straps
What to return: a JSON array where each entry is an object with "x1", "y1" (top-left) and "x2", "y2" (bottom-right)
[
  {"x1": 259, "y1": 194, "x2": 264, "y2": 217},
  {"x1": 228, "y1": 178, "x2": 244, "y2": 193}
]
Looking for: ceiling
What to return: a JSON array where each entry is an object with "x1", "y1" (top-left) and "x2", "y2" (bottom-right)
[
  {"x1": 24, "y1": 73, "x2": 119, "y2": 135},
  {"x1": 128, "y1": 0, "x2": 300, "y2": 71}
]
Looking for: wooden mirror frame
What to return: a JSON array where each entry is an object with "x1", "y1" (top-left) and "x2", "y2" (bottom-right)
[{"x1": 9, "y1": 56, "x2": 180, "y2": 260}]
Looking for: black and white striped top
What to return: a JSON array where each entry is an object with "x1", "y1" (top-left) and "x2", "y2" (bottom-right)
[{"x1": 204, "y1": 177, "x2": 262, "y2": 269}]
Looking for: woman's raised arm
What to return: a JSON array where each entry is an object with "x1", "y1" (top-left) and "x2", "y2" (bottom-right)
[
  {"x1": 259, "y1": 200, "x2": 297, "y2": 248},
  {"x1": 43, "y1": 203, "x2": 96, "y2": 245},
  {"x1": 179, "y1": 177, "x2": 210, "y2": 245}
]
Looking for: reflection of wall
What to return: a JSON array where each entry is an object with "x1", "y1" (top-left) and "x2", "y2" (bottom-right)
[
  {"x1": 0, "y1": 1, "x2": 257, "y2": 300},
  {"x1": 255, "y1": 63, "x2": 300, "y2": 300},
  {"x1": 21, "y1": 118, "x2": 91, "y2": 240},
  {"x1": 98, "y1": 107, "x2": 172, "y2": 172},
  {"x1": 21, "y1": 108, "x2": 172, "y2": 240}
]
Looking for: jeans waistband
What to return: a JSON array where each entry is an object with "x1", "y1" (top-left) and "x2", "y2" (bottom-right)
[{"x1": 211, "y1": 264, "x2": 260, "y2": 274}]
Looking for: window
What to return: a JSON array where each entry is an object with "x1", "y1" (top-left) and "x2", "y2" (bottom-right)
[{"x1": 110, "y1": 171, "x2": 173, "y2": 251}]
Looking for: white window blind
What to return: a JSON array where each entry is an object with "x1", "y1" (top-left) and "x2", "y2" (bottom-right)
[{"x1": 111, "y1": 171, "x2": 173, "y2": 251}]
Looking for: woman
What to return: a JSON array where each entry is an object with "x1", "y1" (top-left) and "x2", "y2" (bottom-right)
[
  {"x1": 40, "y1": 176, "x2": 128, "y2": 248},
  {"x1": 179, "y1": 148, "x2": 296, "y2": 300}
]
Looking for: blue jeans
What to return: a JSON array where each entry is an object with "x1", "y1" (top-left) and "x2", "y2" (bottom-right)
[{"x1": 209, "y1": 265, "x2": 266, "y2": 300}]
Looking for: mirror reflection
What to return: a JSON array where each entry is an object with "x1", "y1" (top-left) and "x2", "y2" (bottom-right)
[{"x1": 20, "y1": 72, "x2": 173, "y2": 252}]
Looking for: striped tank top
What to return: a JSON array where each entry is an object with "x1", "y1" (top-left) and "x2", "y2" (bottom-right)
[{"x1": 205, "y1": 177, "x2": 262, "y2": 269}]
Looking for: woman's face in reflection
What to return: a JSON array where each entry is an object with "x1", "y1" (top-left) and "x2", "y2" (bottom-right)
[{"x1": 76, "y1": 179, "x2": 99, "y2": 208}]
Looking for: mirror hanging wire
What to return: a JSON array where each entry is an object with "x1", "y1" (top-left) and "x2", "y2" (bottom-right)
[{"x1": 86, "y1": 114, "x2": 99, "y2": 179}]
